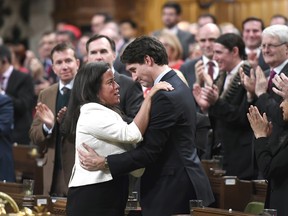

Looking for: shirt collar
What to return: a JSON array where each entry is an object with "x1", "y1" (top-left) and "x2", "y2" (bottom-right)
[
  {"x1": 59, "y1": 79, "x2": 74, "y2": 93},
  {"x1": 154, "y1": 67, "x2": 172, "y2": 85},
  {"x1": 229, "y1": 60, "x2": 243, "y2": 75},
  {"x1": 3, "y1": 65, "x2": 13, "y2": 78},
  {"x1": 272, "y1": 59, "x2": 288, "y2": 75}
]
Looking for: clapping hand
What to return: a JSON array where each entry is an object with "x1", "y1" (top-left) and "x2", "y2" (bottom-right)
[
  {"x1": 35, "y1": 102, "x2": 55, "y2": 129},
  {"x1": 247, "y1": 105, "x2": 272, "y2": 139},
  {"x1": 272, "y1": 73, "x2": 288, "y2": 100}
]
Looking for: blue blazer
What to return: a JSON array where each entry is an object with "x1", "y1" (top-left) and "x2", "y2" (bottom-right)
[
  {"x1": 108, "y1": 70, "x2": 214, "y2": 215},
  {"x1": 0, "y1": 94, "x2": 15, "y2": 182}
]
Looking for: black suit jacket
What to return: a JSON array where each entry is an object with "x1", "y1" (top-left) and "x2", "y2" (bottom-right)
[
  {"x1": 254, "y1": 135, "x2": 288, "y2": 216},
  {"x1": 114, "y1": 70, "x2": 143, "y2": 122},
  {"x1": 209, "y1": 67, "x2": 256, "y2": 179},
  {"x1": 0, "y1": 94, "x2": 15, "y2": 182},
  {"x1": 180, "y1": 57, "x2": 201, "y2": 89},
  {"x1": 177, "y1": 29, "x2": 195, "y2": 60},
  {"x1": 108, "y1": 70, "x2": 214, "y2": 215},
  {"x1": 255, "y1": 62, "x2": 288, "y2": 149},
  {"x1": 6, "y1": 69, "x2": 34, "y2": 144}
]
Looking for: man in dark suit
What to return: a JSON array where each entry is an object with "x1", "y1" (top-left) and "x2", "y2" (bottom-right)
[
  {"x1": 153, "y1": 2, "x2": 194, "y2": 60},
  {"x1": 0, "y1": 94, "x2": 15, "y2": 182},
  {"x1": 241, "y1": 24, "x2": 288, "y2": 154},
  {"x1": 194, "y1": 33, "x2": 256, "y2": 180},
  {"x1": 79, "y1": 36, "x2": 214, "y2": 215},
  {"x1": 29, "y1": 43, "x2": 80, "y2": 196},
  {"x1": 0, "y1": 45, "x2": 34, "y2": 145},
  {"x1": 86, "y1": 34, "x2": 143, "y2": 123},
  {"x1": 180, "y1": 23, "x2": 221, "y2": 89}
]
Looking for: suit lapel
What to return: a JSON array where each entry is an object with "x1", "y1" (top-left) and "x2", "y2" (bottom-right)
[
  {"x1": 270, "y1": 62, "x2": 288, "y2": 100},
  {"x1": 46, "y1": 83, "x2": 59, "y2": 116},
  {"x1": 280, "y1": 62, "x2": 288, "y2": 75},
  {"x1": 6, "y1": 70, "x2": 19, "y2": 93}
]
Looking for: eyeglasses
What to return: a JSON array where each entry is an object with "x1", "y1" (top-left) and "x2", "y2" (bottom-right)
[{"x1": 260, "y1": 42, "x2": 287, "y2": 50}]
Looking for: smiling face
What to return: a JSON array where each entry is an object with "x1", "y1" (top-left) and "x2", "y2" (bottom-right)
[
  {"x1": 242, "y1": 20, "x2": 262, "y2": 49},
  {"x1": 98, "y1": 70, "x2": 120, "y2": 106},
  {"x1": 52, "y1": 48, "x2": 79, "y2": 84},
  {"x1": 198, "y1": 24, "x2": 221, "y2": 59},
  {"x1": 213, "y1": 43, "x2": 235, "y2": 72},
  {"x1": 261, "y1": 35, "x2": 288, "y2": 68}
]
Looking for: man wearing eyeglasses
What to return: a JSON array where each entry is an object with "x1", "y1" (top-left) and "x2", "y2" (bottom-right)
[
  {"x1": 241, "y1": 24, "x2": 288, "y2": 176},
  {"x1": 241, "y1": 24, "x2": 288, "y2": 214}
]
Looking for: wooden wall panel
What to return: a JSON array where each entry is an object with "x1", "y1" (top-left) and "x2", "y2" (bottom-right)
[{"x1": 53, "y1": 0, "x2": 288, "y2": 35}]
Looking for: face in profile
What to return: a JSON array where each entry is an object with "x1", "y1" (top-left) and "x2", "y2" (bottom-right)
[
  {"x1": 126, "y1": 62, "x2": 154, "y2": 88},
  {"x1": 280, "y1": 99, "x2": 288, "y2": 121},
  {"x1": 98, "y1": 70, "x2": 120, "y2": 106},
  {"x1": 213, "y1": 43, "x2": 234, "y2": 72}
]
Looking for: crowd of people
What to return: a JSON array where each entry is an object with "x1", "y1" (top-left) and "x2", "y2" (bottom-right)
[{"x1": 1, "y1": 1, "x2": 288, "y2": 215}]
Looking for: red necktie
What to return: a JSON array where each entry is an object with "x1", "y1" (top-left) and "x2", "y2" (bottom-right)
[
  {"x1": 268, "y1": 70, "x2": 276, "y2": 92},
  {"x1": 207, "y1": 61, "x2": 215, "y2": 80}
]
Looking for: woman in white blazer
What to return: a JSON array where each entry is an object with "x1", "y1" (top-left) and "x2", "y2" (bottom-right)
[{"x1": 63, "y1": 62, "x2": 173, "y2": 216}]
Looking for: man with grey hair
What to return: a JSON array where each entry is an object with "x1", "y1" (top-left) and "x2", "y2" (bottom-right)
[{"x1": 241, "y1": 24, "x2": 288, "y2": 215}]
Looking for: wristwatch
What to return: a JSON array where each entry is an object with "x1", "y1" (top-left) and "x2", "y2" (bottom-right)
[{"x1": 104, "y1": 157, "x2": 109, "y2": 170}]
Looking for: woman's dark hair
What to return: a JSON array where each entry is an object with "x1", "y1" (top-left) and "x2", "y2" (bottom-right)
[
  {"x1": 215, "y1": 33, "x2": 246, "y2": 60},
  {"x1": 62, "y1": 61, "x2": 110, "y2": 135}
]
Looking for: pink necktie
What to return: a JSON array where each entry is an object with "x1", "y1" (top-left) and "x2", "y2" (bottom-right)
[{"x1": 268, "y1": 70, "x2": 276, "y2": 93}]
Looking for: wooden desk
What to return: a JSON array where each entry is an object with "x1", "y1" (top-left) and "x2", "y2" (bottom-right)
[
  {"x1": 0, "y1": 181, "x2": 23, "y2": 194},
  {"x1": 252, "y1": 180, "x2": 267, "y2": 203},
  {"x1": 202, "y1": 160, "x2": 267, "y2": 211},
  {"x1": 13, "y1": 144, "x2": 43, "y2": 194},
  {"x1": 192, "y1": 207, "x2": 257, "y2": 216}
]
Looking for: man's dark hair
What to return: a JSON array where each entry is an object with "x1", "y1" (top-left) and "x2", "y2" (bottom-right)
[
  {"x1": 56, "y1": 30, "x2": 77, "y2": 42},
  {"x1": 271, "y1": 14, "x2": 288, "y2": 25},
  {"x1": 197, "y1": 13, "x2": 217, "y2": 24},
  {"x1": 215, "y1": 33, "x2": 246, "y2": 60},
  {"x1": 94, "y1": 12, "x2": 113, "y2": 23},
  {"x1": 50, "y1": 43, "x2": 77, "y2": 63},
  {"x1": 119, "y1": 19, "x2": 138, "y2": 29},
  {"x1": 121, "y1": 36, "x2": 168, "y2": 65},
  {"x1": 0, "y1": 45, "x2": 12, "y2": 64},
  {"x1": 242, "y1": 17, "x2": 265, "y2": 31},
  {"x1": 86, "y1": 34, "x2": 116, "y2": 53},
  {"x1": 162, "y1": 2, "x2": 182, "y2": 15}
]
